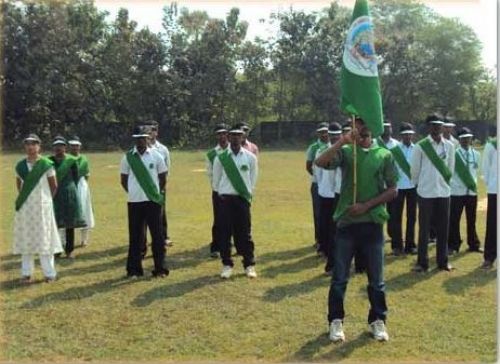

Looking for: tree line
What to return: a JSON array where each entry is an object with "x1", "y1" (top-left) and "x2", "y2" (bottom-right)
[{"x1": 2, "y1": 0, "x2": 496, "y2": 148}]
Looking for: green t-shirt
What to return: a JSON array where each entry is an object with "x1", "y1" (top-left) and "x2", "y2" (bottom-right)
[{"x1": 329, "y1": 144, "x2": 399, "y2": 227}]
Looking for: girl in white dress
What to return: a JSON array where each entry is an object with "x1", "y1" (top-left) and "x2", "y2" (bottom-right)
[
  {"x1": 68, "y1": 136, "x2": 95, "y2": 246},
  {"x1": 13, "y1": 134, "x2": 63, "y2": 283}
]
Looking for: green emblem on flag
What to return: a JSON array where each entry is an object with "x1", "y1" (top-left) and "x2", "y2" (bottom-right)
[{"x1": 340, "y1": 0, "x2": 383, "y2": 138}]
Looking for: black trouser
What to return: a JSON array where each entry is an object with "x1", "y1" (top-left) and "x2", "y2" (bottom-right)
[
  {"x1": 386, "y1": 201, "x2": 395, "y2": 239},
  {"x1": 127, "y1": 202, "x2": 167, "y2": 276},
  {"x1": 141, "y1": 203, "x2": 167, "y2": 257},
  {"x1": 448, "y1": 195, "x2": 481, "y2": 252},
  {"x1": 391, "y1": 188, "x2": 417, "y2": 252},
  {"x1": 65, "y1": 228, "x2": 75, "y2": 255},
  {"x1": 417, "y1": 196, "x2": 450, "y2": 269},
  {"x1": 484, "y1": 194, "x2": 497, "y2": 263},
  {"x1": 218, "y1": 195, "x2": 255, "y2": 268},
  {"x1": 311, "y1": 183, "x2": 320, "y2": 243},
  {"x1": 210, "y1": 191, "x2": 222, "y2": 253},
  {"x1": 161, "y1": 203, "x2": 168, "y2": 240},
  {"x1": 318, "y1": 195, "x2": 338, "y2": 269}
]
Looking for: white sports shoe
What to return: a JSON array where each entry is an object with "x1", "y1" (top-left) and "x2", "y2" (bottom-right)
[
  {"x1": 245, "y1": 266, "x2": 257, "y2": 278},
  {"x1": 370, "y1": 319, "x2": 389, "y2": 341},
  {"x1": 220, "y1": 266, "x2": 233, "y2": 279},
  {"x1": 329, "y1": 319, "x2": 345, "y2": 342}
]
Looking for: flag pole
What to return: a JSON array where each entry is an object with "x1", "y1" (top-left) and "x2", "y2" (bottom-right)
[{"x1": 352, "y1": 114, "x2": 357, "y2": 204}]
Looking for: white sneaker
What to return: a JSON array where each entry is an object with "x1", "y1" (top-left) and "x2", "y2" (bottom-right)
[
  {"x1": 369, "y1": 319, "x2": 389, "y2": 341},
  {"x1": 220, "y1": 266, "x2": 233, "y2": 279},
  {"x1": 245, "y1": 266, "x2": 257, "y2": 278},
  {"x1": 329, "y1": 319, "x2": 345, "y2": 342}
]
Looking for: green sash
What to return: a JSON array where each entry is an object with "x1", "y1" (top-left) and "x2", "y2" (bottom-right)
[
  {"x1": 54, "y1": 155, "x2": 78, "y2": 184},
  {"x1": 15, "y1": 157, "x2": 54, "y2": 211},
  {"x1": 126, "y1": 150, "x2": 164, "y2": 205},
  {"x1": 309, "y1": 140, "x2": 327, "y2": 159},
  {"x1": 390, "y1": 145, "x2": 411, "y2": 179},
  {"x1": 217, "y1": 149, "x2": 252, "y2": 203},
  {"x1": 76, "y1": 155, "x2": 90, "y2": 179},
  {"x1": 454, "y1": 150, "x2": 477, "y2": 192},
  {"x1": 207, "y1": 149, "x2": 218, "y2": 164},
  {"x1": 418, "y1": 139, "x2": 452, "y2": 184},
  {"x1": 377, "y1": 137, "x2": 388, "y2": 149}
]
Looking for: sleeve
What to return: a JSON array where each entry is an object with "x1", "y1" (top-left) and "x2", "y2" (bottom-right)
[
  {"x1": 164, "y1": 146, "x2": 171, "y2": 174},
  {"x1": 47, "y1": 167, "x2": 56, "y2": 178},
  {"x1": 120, "y1": 155, "x2": 130, "y2": 175},
  {"x1": 482, "y1": 143, "x2": 492, "y2": 182},
  {"x1": 206, "y1": 155, "x2": 213, "y2": 181},
  {"x1": 410, "y1": 144, "x2": 422, "y2": 186},
  {"x1": 306, "y1": 145, "x2": 314, "y2": 161},
  {"x1": 253, "y1": 143, "x2": 260, "y2": 156},
  {"x1": 250, "y1": 154, "x2": 258, "y2": 191},
  {"x1": 156, "y1": 153, "x2": 168, "y2": 174},
  {"x1": 212, "y1": 157, "x2": 223, "y2": 192},
  {"x1": 383, "y1": 153, "x2": 399, "y2": 188}
]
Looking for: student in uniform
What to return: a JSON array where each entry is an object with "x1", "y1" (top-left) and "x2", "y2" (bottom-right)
[
  {"x1": 448, "y1": 127, "x2": 482, "y2": 255},
  {"x1": 212, "y1": 125, "x2": 258, "y2": 279},
  {"x1": 13, "y1": 134, "x2": 63, "y2": 283},
  {"x1": 238, "y1": 122, "x2": 259, "y2": 156},
  {"x1": 68, "y1": 136, "x2": 95, "y2": 247},
  {"x1": 389, "y1": 123, "x2": 417, "y2": 255},
  {"x1": 443, "y1": 121, "x2": 459, "y2": 148},
  {"x1": 206, "y1": 123, "x2": 229, "y2": 258},
  {"x1": 316, "y1": 117, "x2": 398, "y2": 343},
  {"x1": 411, "y1": 115, "x2": 455, "y2": 272},
  {"x1": 306, "y1": 122, "x2": 330, "y2": 249},
  {"x1": 316, "y1": 122, "x2": 342, "y2": 274},
  {"x1": 480, "y1": 126, "x2": 497, "y2": 270},
  {"x1": 50, "y1": 136, "x2": 87, "y2": 259},
  {"x1": 120, "y1": 126, "x2": 169, "y2": 278}
]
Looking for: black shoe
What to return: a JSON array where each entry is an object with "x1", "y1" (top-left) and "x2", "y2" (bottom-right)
[
  {"x1": 152, "y1": 269, "x2": 170, "y2": 278},
  {"x1": 405, "y1": 248, "x2": 417, "y2": 255},
  {"x1": 390, "y1": 249, "x2": 404, "y2": 256},
  {"x1": 412, "y1": 264, "x2": 428, "y2": 273},
  {"x1": 438, "y1": 264, "x2": 455, "y2": 272},
  {"x1": 210, "y1": 251, "x2": 219, "y2": 259},
  {"x1": 448, "y1": 249, "x2": 458, "y2": 257}
]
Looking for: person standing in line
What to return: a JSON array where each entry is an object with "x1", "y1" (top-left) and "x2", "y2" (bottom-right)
[
  {"x1": 13, "y1": 134, "x2": 63, "y2": 283},
  {"x1": 411, "y1": 115, "x2": 455, "y2": 272},
  {"x1": 120, "y1": 126, "x2": 169, "y2": 278},
  {"x1": 389, "y1": 123, "x2": 417, "y2": 256},
  {"x1": 316, "y1": 122, "x2": 342, "y2": 274},
  {"x1": 443, "y1": 121, "x2": 459, "y2": 148},
  {"x1": 480, "y1": 126, "x2": 497, "y2": 270},
  {"x1": 306, "y1": 122, "x2": 330, "y2": 250},
  {"x1": 206, "y1": 123, "x2": 229, "y2": 258},
  {"x1": 68, "y1": 136, "x2": 95, "y2": 247},
  {"x1": 316, "y1": 118, "x2": 398, "y2": 343},
  {"x1": 239, "y1": 122, "x2": 259, "y2": 156},
  {"x1": 212, "y1": 125, "x2": 258, "y2": 279},
  {"x1": 50, "y1": 136, "x2": 87, "y2": 259},
  {"x1": 448, "y1": 127, "x2": 482, "y2": 255}
]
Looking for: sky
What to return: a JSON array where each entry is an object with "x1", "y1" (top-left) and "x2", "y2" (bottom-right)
[{"x1": 94, "y1": 0, "x2": 497, "y2": 70}]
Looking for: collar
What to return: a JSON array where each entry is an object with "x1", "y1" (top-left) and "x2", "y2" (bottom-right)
[
  {"x1": 427, "y1": 134, "x2": 444, "y2": 145},
  {"x1": 133, "y1": 146, "x2": 151, "y2": 155}
]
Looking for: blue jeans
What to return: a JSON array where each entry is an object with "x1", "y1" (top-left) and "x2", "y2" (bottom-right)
[{"x1": 327, "y1": 222, "x2": 387, "y2": 324}]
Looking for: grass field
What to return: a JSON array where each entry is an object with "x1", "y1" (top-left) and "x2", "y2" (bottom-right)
[{"x1": 0, "y1": 150, "x2": 496, "y2": 363}]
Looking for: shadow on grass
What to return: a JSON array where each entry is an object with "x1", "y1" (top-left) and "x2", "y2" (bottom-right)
[
  {"x1": 442, "y1": 266, "x2": 496, "y2": 295},
  {"x1": 292, "y1": 331, "x2": 372, "y2": 361},
  {"x1": 166, "y1": 244, "x2": 212, "y2": 270},
  {"x1": 257, "y1": 245, "x2": 314, "y2": 264},
  {"x1": 261, "y1": 254, "x2": 322, "y2": 278},
  {"x1": 262, "y1": 274, "x2": 327, "y2": 302},
  {"x1": 383, "y1": 269, "x2": 438, "y2": 292},
  {"x1": 131, "y1": 274, "x2": 224, "y2": 307},
  {"x1": 20, "y1": 276, "x2": 141, "y2": 308}
]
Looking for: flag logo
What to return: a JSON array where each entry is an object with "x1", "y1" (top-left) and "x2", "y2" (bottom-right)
[{"x1": 343, "y1": 15, "x2": 378, "y2": 77}]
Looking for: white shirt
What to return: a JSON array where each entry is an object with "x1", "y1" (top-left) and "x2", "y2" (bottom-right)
[
  {"x1": 374, "y1": 137, "x2": 399, "y2": 149},
  {"x1": 482, "y1": 142, "x2": 498, "y2": 194},
  {"x1": 445, "y1": 135, "x2": 460, "y2": 148},
  {"x1": 411, "y1": 135, "x2": 455, "y2": 198},
  {"x1": 315, "y1": 145, "x2": 337, "y2": 198},
  {"x1": 450, "y1": 146, "x2": 480, "y2": 196},
  {"x1": 395, "y1": 143, "x2": 415, "y2": 190},
  {"x1": 206, "y1": 144, "x2": 228, "y2": 188},
  {"x1": 212, "y1": 147, "x2": 258, "y2": 196},
  {"x1": 120, "y1": 147, "x2": 168, "y2": 203},
  {"x1": 334, "y1": 167, "x2": 342, "y2": 194},
  {"x1": 152, "y1": 140, "x2": 171, "y2": 175}
]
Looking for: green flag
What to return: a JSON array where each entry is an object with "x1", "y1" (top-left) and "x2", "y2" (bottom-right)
[{"x1": 340, "y1": 0, "x2": 383, "y2": 137}]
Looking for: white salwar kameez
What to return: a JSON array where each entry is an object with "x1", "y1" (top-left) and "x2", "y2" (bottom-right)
[
  {"x1": 77, "y1": 176, "x2": 95, "y2": 245},
  {"x1": 13, "y1": 164, "x2": 63, "y2": 278}
]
